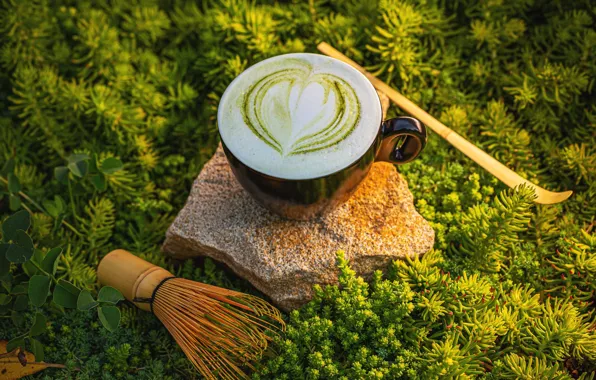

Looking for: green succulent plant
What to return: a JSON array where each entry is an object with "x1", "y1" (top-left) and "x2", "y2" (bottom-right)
[{"x1": 0, "y1": 0, "x2": 594, "y2": 378}]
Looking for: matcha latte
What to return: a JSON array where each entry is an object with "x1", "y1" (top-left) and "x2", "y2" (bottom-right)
[{"x1": 218, "y1": 53, "x2": 382, "y2": 180}]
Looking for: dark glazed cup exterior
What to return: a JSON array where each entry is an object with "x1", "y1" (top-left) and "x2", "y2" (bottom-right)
[{"x1": 222, "y1": 116, "x2": 427, "y2": 220}]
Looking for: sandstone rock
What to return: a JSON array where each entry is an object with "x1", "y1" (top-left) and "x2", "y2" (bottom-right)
[{"x1": 162, "y1": 146, "x2": 434, "y2": 311}]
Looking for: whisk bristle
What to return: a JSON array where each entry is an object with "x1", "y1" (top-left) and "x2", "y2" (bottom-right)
[{"x1": 152, "y1": 278, "x2": 284, "y2": 380}]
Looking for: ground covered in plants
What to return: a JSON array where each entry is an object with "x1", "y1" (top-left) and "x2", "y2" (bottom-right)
[{"x1": 0, "y1": 0, "x2": 595, "y2": 379}]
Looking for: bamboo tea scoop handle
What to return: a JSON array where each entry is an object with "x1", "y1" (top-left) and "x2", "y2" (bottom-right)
[
  {"x1": 97, "y1": 250, "x2": 173, "y2": 312},
  {"x1": 317, "y1": 42, "x2": 572, "y2": 205}
]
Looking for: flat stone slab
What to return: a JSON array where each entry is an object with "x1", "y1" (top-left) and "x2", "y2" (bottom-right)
[{"x1": 162, "y1": 145, "x2": 434, "y2": 311}]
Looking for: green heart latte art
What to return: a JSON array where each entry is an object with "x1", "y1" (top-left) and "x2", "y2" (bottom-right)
[{"x1": 240, "y1": 58, "x2": 361, "y2": 156}]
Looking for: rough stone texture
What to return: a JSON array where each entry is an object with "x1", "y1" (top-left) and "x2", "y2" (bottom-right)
[{"x1": 162, "y1": 146, "x2": 434, "y2": 311}]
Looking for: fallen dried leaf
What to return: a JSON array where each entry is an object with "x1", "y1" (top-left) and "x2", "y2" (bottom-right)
[{"x1": 0, "y1": 340, "x2": 66, "y2": 380}]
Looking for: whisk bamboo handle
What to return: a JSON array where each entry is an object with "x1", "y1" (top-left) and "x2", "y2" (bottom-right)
[{"x1": 97, "y1": 250, "x2": 174, "y2": 312}]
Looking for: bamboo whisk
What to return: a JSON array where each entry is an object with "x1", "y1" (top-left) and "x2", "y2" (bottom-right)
[{"x1": 97, "y1": 250, "x2": 284, "y2": 380}]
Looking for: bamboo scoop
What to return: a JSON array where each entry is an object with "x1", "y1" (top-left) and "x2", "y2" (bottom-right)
[
  {"x1": 317, "y1": 42, "x2": 572, "y2": 204},
  {"x1": 98, "y1": 249, "x2": 284, "y2": 380}
]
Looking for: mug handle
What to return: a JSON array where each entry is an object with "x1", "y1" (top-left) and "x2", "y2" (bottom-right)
[{"x1": 376, "y1": 116, "x2": 427, "y2": 164}]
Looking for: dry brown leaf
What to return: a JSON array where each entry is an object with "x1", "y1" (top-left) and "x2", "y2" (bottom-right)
[{"x1": 0, "y1": 340, "x2": 65, "y2": 380}]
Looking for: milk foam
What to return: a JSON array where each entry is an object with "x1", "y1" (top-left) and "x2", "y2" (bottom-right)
[{"x1": 218, "y1": 53, "x2": 382, "y2": 180}]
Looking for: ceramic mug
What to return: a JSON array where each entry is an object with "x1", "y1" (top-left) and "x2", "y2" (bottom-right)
[{"x1": 218, "y1": 54, "x2": 427, "y2": 220}]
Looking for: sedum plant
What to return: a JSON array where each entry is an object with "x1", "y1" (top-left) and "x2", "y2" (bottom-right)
[{"x1": 0, "y1": 0, "x2": 594, "y2": 378}]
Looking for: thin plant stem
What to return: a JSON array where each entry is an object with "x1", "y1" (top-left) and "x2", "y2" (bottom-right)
[
  {"x1": 16, "y1": 189, "x2": 43, "y2": 213},
  {"x1": 0, "y1": 176, "x2": 83, "y2": 237},
  {"x1": 30, "y1": 259, "x2": 53, "y2": 280},
  {"x1": 67, "y1": 178, "x2": 78, "y2": 220}
]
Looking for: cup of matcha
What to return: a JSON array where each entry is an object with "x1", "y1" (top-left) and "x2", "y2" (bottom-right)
[{"x1": 218, "y1": 53, "x2": 426, "y2": 220}]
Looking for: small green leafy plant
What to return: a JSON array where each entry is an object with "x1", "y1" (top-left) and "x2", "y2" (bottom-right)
[{"x1": 0, "y1": 208, "x2": 123, "y2": 362}]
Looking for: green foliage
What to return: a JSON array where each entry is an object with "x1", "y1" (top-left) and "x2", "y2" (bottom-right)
[
  {"x1": 0, "y1": 210, "x2": 123, "y2": 363},
  {"x1": 542, "y1": 231, "x2": 596, "y2": 311},
  {"x1": 447, "y1": 184, "x2": 535, "y2": 273},
  {"x1": 0, "y1": 0, "x2": 594, "y2": 378},
  {"x1": 259, "y1": 240, "x2": 596, "y2": 378},
  {"x1": 257, "y1": 253, "x2": 421, "y2": 379}
]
